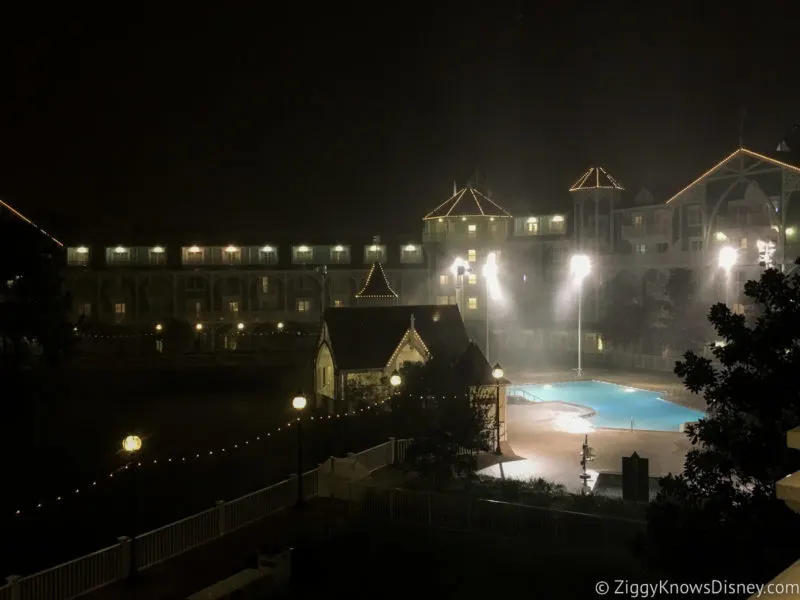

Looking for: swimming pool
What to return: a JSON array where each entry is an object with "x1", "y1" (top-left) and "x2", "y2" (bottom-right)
[{"x1": 508, "y1": 380, "x2": 704, "y2": 432}]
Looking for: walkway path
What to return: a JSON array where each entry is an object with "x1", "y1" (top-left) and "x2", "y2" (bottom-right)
[{"x1": 82, "y1": 498, "x2": 348, "y2": 600}]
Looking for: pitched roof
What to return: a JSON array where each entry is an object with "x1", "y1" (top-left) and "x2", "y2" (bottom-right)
[
  {"x1": 665, "y1": 147, "x2": 800, "y2": 205},
  {"x1": 0, "y1": 199, "x2": 63, "y2": 247},
  {"x1": 355, "y1": 262, "x2": 398, "y2": 298},
  {"x1": 323, "y1": 305, "x2": 470, "y2": 371},
  {"x1": 453, "y1": 341, "x2": 510, "y2": 386},
  {"x1": 423, "y1": 186, "x2": 513, "y2": 220},
  {"x1": 569, "y1": 167, "x2": 625, "y2": 192}
]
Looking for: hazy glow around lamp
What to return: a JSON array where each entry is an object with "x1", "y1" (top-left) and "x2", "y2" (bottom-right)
[
  {"x1": 389, "y1": 370, "x2": 402, "y2": 387},
  {"x1": 492, "y1": 362, "x2": 504, "y2": 380},
  {"x1": 122, "y1": 435, "x2": 142, "y2": 453},
  {"x1": 570, "y1": 254, "x2": 591, "y2": 281},
  {"x1": 718, "y1": 246, "x2": 737, "y2": 272},
  {"x1": 292, "y1": 394, "x2": 307, "y2": 410}
]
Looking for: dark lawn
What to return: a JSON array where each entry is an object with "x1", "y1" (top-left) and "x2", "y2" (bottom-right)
[{"x1": 0, "y1": 360, "x2": 391, "y2": 578}]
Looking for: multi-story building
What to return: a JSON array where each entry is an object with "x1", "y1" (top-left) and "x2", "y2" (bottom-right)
[{"x1": 40, "y1": 136, "x2": 800, "y2": 356}]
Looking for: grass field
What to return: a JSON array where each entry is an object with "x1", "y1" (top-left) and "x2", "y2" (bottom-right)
[{"x1": 0, "y1": 359, "x2": 393, "y2": 578}]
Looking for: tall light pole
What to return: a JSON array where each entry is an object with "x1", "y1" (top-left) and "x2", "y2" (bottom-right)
[
  {"x1": 482, "y1": 252, "x2": 500, "y2": 362},
  {"x1": 718, "y1": 246, "x2": 737, "y2": 306},
  {"x1": 570, "y1": 255, "x2": 591, "y2": 377},
  {"x1": 292, "y1": 393, "x2": 307, "y2": 507},
  {"x1": 491, "y1": 362, "x2": 504, "y2": 454},
  {"x1": 121, "y1": 435, "x2": 143, "y2": 581}
]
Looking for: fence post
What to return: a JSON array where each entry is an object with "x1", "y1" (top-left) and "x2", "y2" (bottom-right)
[
  {"x1": 216, "y1": 500, "x2": 226, "y2": 536},
  {"x1": 6, "y1": 575, "x2": 20, "y2": 600},
  {"x1": 389, "y1": 437, "x2": 396, "y2": 465},
  {"x1": 116, "y1": 536, "x2": 131, "y2": 581}
]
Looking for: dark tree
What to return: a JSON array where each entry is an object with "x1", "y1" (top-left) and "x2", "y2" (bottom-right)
[
  {"x1": 647, "y1": 263, "x2": 800, "y2": 582},
  {"x1": 0, "y1": 215, "x2": 73, "y2": 371},
  {"x1": 392, "y1": 358, "x2": 492, "y2": 489}
]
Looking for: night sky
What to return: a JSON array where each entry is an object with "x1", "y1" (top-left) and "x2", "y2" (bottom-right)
[{"x1": 1, "y1": 3, "x2": 798, "y2": 241}]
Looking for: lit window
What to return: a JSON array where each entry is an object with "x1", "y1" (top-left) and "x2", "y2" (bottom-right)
[
  {"x1": 228, "y1": 301, "x2": 239, "y2": 314},
  {"x1": 259, "y1": 246, "x2": 278, "y2": 264},
  {"x1": 114, "y1": 303, "x2": 126, "y2": 323},
  {"x1": 467, "y1": 297, "x2": 478, "y2": 310},
  {"x1": 732, "y1": 303, "x2": 745, "y2": 315},
  {"x1": 436, "y1": 295, "x2": 449, "y2": 305},
  {"x1": 223, "y1": 245, "x2": 241, "y2": 264},
  {"x1": 296, "y1": 299, "x2": 311, "y2": 312},
  {"x1": 740, "y1": 237, "x2": 748, "y2": 249},
  {"x1": 690, "y1": 239, "x2": 703, "y2": 251},
  {"x1": 632, "y1": 214, "x2": 643, "y2": 227},
  {"x1": 635, "y1": 244, "x2": 646, "y2": 254},
  {"x1": 260, "y1": 277, "x2": 269, "y2": 293},
  {"x1": 468, "y1": 274, "x2": 477, "y2": 285},
  {"x1": 467, "y1": 249, "x2": 477, "y2": 262},
  {"x1": 439, "y1": 274, "x2": 449, "y2": 285},
  {"x1": 334, "y1": 299, "x2": 344, "y2": 308},
  {"x1": 183, "y1": 246, "x2": 205, "y2": 265},
  {"x1": 148, "y1": 247, "x2": 166, "y2": 265},
  {"x1": 527, "y1": 221, "x2": 539, "y2": 234}
]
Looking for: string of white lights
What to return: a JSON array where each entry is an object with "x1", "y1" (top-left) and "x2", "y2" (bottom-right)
[{"x1": 10, "y1": 400, "x2": 392, "y2": 519}]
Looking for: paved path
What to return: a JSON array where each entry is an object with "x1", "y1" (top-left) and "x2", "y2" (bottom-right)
[{"x1": 83, "y1": 498, "x2": 348, "y2": 600}]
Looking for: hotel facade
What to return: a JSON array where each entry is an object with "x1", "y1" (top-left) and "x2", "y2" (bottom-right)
[{"x1": 52, "y1": 144, "x2": 800, "y2": 355}]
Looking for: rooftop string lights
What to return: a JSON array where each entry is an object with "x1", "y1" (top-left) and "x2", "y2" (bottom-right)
[{"x1": 9, "y1": 400, "x2": 390, "y2": 520}]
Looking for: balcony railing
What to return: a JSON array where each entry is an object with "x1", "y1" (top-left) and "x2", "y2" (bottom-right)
[{"x1": 716, "y1": 214, "x2": 773, "y2": 229}]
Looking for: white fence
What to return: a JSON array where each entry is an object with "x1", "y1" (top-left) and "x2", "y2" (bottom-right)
[{"x1": 0, "y1": 442, "x2": 366, "y2": 600}]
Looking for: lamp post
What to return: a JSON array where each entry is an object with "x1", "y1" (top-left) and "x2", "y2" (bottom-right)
[
  {"x1": 718, "y1": 246, "x2": 737, "y2": 306},
  {"x1": 450, "y1": 257, "x2": 470, "y2": 316},
  {"x1": 491, "y1": 362, "x2": 504, "y2": 454},
  {"x1": 121, "y1": 435, "x2": 142, "y2": 580},
  {"x1": 569, "y1": 255, "x2": 591, "y2": 377},
  {"x1": 291, "y1": 393, "x2": 307, "y2": 506}
]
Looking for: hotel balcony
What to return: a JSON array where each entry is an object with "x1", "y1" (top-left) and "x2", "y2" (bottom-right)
[{"x1": 716, "y1": 214, "x2": 773, "y2": 230}]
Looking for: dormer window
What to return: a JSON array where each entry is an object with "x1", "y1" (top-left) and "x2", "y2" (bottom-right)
[
  {"x1": 293, "y1": 245, "x2": 313, "y2": 264},
  {"x1": 148, "y1": 246, "x2": 166, "y2": 265},
  {"x1": 526, "y1": 217, "x2": 539, "y2": 234},
  {"x1": 330, "y1": 245, "x2": 350, "y2": 264},
  {"x1": 67, "y1": 247, "x2": 90, "y2": 266},
  {"x1": 107, "y1": 245, "x2": 131, "y2": 265},
  {"x1": 182, "y1": 245, "x2": 206, "y2": 265},
  {"x1": 400, "y1": 244, "x2": 422, "y2": 264},
  {"x1": 364, "y1": 244, "x2": 386, "y2": 263},
  {"x1": 222, "y1": 245, "x2": 242, "y2": 264},
  {"x1": 258, "y1": 245, "x2": 278, "y2": 264}
]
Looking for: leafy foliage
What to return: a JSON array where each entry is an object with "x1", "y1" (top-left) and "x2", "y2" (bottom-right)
[
  {"x1": 0, "y1": 216, "x2": 73, "y2": 371},
  {"x1": 344, "y1": 377, "x2": 390, "y2": 407},
  {"x1": 392, "y1": 358, "x2": 492, "y2": 489},
  {"x1": 647, "y1": 262, "x2": 800, "y2": 582}
]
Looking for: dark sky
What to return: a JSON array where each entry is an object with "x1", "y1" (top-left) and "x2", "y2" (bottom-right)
[{"x1": 1, "y1": 2, "x2": 798, "y2": 241}]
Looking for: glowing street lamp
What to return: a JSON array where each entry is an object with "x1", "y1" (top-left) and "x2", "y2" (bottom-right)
[
  {"x1": 718, "y1": 246, "x2": 737, "y2": 305},
  {"x1": 389, "y1": 370, "x2": 402, "y2": 387},
  {"x1": 570, "y1": 255, "x2": 591, "y2": 377},
  {"x1": 121, "y1": 435, "x2": 143, "y2": 580},
  {"x1": 492, "y1": 363, "x2": 504, "y2": 454},
  {"x1": 292, "y1": 393, "x2": 307, "y2": 506}
]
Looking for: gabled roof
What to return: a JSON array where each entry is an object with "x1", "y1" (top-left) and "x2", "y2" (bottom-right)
[
  {"x1": 423, "y1": 186, "x2": 512, "y2": 220},
  {"x1": 0, "y1": 199, "x2": 63, "y2": 247},
  {"x1": 322, "y1": 305, "x2": 470, "y2": 371},
  {"x1": 665, "y1": 147, "x2": 800, "y2": 205},
  {"x1": 453, "y1": 341, "x2": 511, "y2": 387},
  {"x1": 569, "y1": 167, "x2": 625, "y2": 192},
  {"x1": 355, "y1": 262, "x2": 398, "y2": 299}
]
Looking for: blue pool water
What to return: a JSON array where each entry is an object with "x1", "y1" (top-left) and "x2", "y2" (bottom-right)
[{"x1": 508, "y1": 380, "x2": 705, "y2": 432}]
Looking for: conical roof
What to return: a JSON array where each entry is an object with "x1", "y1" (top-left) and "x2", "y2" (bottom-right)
[
  {"x1": 355, "y1": 262, "x2": 398, "y2": 299},
  {"x1": 569, "y1": 167, "x2": 625, "y2": 192},
  {"x1": 423, "y1": 186, "x2": 512, "y2": 220}
]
